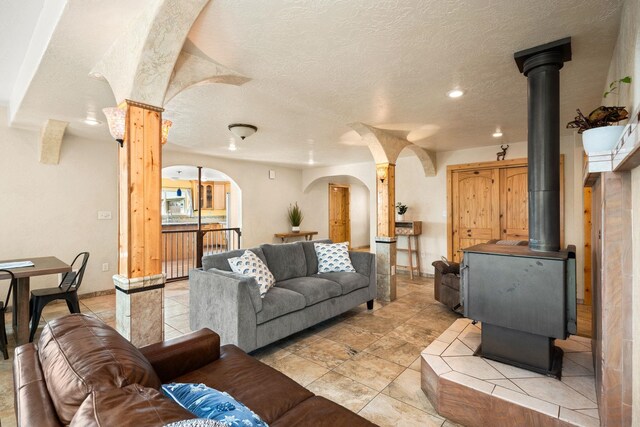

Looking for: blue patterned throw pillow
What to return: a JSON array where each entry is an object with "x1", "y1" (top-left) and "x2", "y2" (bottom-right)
[
  {"x1": 314, "y1": 242, "x2": 356, "y2": 273},
  {"x1": 228, "y1": 250, "x2": 275, "y2": 297},
  {"x1": 162, "y1": 383, "x2": 268, "y2": 427}
]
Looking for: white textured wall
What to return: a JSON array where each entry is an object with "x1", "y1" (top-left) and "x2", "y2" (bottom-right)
[
  {"x1": 0, "y1": 107, "x2": 118, "y2": 297},
  {"x1": 303, "y1": 176, "x2": 370, "y2": 248}
]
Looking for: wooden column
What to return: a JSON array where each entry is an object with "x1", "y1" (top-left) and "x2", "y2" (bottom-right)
[
  {"x1": 375, "y1": 163, "x2": 397, "y2": 301},
  {"x1": 113, "y1": 100, "x2": 165, "y2": 347}
]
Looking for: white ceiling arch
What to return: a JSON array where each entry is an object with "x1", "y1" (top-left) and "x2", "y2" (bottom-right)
[{"x1": 5, "y1": 0, "x2": 624, "y2": 168}]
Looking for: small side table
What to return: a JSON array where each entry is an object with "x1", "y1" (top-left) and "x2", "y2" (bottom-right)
[
  {"x1": 396, "y1": 221, "x2": 422, "y2": 279},
  {"x1": 274, "y1": 231, "x2": 318, "y2": 243}
]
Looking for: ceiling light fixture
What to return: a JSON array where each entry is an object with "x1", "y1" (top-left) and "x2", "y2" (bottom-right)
[
  {"x1": 83, "y1": 117, "x2": 102, "y2": 126},
  {"x1": 228, "y1": 123, "x2": 257, "y2": 140},
  {"x1": 493, "y1": 129, "x2": 503, "y2": 138},
  {"x1": 103, "y1": 106, "x2": 172, "y2": 148},
  {"x1": 446, "y1": 89, "x2": 465, "y2": 99}
]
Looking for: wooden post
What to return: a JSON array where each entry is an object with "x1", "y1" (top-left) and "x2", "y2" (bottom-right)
[
  {"x1": 113, "y1": 100, "x2": 165, "y2": 347},
  {"x1": 375, "y1": 162, "x2": 397, "y2": 301}
]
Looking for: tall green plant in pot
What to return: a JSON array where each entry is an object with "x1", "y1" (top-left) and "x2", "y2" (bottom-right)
[
  {"x1": 566, "y1": 76, "x2": 632, "y2": 154},
  {"x1": 288, "y1": 202, "x2": 304, "y2": 232}
]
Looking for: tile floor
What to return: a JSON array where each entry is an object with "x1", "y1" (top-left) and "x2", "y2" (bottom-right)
[
  {"x1": 423, "y1": 319, "x2": 598, "y2": 427},
  {"x1": 0, "y1": 275, "x2": 591, "y2": 427}
]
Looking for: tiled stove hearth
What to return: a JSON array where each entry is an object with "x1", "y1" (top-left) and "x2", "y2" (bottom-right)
[{"x1": 421, "y1": 319, "x2": 599, "y2": 427}]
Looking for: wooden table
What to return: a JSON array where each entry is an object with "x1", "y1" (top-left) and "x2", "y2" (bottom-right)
[
  {"x1": 0, "y1": 257, "x2": 71, "y2": 345},
  {"x1": 274, "y1": 231, "x2": 318, "y2": 243}
]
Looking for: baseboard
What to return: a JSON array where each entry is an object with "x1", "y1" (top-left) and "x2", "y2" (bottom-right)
[{"x1": 4, "y1": 289, "x2": 116, "y2": 314}]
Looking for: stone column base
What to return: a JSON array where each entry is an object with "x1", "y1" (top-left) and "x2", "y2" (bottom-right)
[
  {"x1": 376, "y1": 237, "x2": 397, "y2": 302},
  {"x1": 113, "y1": 273, "x2": 165, "y2": 347}
]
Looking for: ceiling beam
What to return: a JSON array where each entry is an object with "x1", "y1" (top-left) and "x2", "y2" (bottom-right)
[{"x1": 38, "y1": 119, "x2": 68, "y2": 164}]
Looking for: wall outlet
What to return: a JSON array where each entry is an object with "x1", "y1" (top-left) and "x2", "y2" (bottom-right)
[
  {"x1": 102, "y1": 263, "x2": 109, "y2": 272},
  {"x1": 98, "y1": 211, "x2": 112, "y2": 220},
  {"x1": 269, "y1": 170, "x2": 276, "y2": 180}
]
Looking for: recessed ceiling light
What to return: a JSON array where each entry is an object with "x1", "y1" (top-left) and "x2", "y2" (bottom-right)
[
  {"x1": 492, "y1": 129, "x2": 503, "y2": 138},
  {"x1": 308, "y1": 159, "x2": 315, "y2": 165},
  {"x1": 83, "y1": 117, "x2": 102, "y2": 126},
  {"x1": 446, "y1": 89, "x2": 464, "y2": 99}
]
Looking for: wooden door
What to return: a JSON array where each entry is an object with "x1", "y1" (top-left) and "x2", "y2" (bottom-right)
[
  {"x1": 583, "y1": 187, "x2": 592, "y2": 305},
  {"x1": 451, "y1": 169, "x2": 500, "y2": 262},
  {"x1": 213, "y1": 182, "x2": 226, "y2": 210},
  {"x1": 329, "y1": 184, "x2": 350, "y2": 245},
  {"x1": 500, "y1": 166, "x2": 528, "y2": 241}
]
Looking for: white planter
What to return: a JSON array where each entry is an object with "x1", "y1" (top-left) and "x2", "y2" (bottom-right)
[
  {"x1": 582, "y1": 126, "x2": 625, "y2": 154},
  {"x1": 291, "y1": 226, "x2": 300, "y2": 233},
  {"x1": 397, "y1": 214, "x2": 404, "y2": 222}
]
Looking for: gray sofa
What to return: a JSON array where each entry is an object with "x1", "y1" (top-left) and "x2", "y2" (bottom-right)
[{"x1": 189, "y1": 240, "x2": 376, "y2": 353}]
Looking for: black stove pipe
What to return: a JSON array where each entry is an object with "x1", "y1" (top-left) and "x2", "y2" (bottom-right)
[{"x1": 515, "y1": 38, "x2": 572, "y2": 252}]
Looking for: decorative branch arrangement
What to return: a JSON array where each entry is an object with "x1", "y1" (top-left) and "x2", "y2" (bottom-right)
[{"x1": 566, "y1": 76, "x2": 632, "y2": 134}]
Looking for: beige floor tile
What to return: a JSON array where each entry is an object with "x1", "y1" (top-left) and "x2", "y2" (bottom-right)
[
  {"x1": 307, "y1": 371, "x2": 378, "y2": 412},
  {"x1": 388, "y1": 323, "x2": 440, "y2": 348},
  {"x1": 0, "y1": 409, "x2": 17, "y2": 427},
  {"x1": 442, "y1": 356, "x2": 504, "y2": 380},
  {"x1": 359, "y1": 394, "x2": 445, "y2": 427},
  {"x1": 334, "y1": 352, "x2": 404, "y2": 391},
  {"x1": 164, "y1": 325, "x2": 184, "y2": 340},
  {"x1": 364, "y1": 336, "x2": 423, "y2": 367},
  {"x1": 382, "y1": 368, "x2": 438, "y2": 415},
  {"x1": 343, "y1": 313, "x2": 401, "y2": 334},
  {"x1": 164, "y1": 313, "x2": 191, "y2": 333},
  {"x1": 263, "y1": 352, "x2": 329, "y2": 387},
  {"x1": 251, "y1": 344, "x2": 290, "y2": 365},
  {"x1": 276, "y1": 329, "x2": 322, "y2": 352},
  {"x1": 408, "y1": 356, "x2": 421, "y2": 372},
  {"x1": 561, "y1": 375, "x2": 597, "y2": 403},
  {"x1": 323, "y1": 324, "x2": 382, "y2": 351},
  {"x1": 294, "y1": 337, "x2": 356, "y2": 369},
  {"x1": 512, "y1": 377, "x2": 597, "y2": 410}
]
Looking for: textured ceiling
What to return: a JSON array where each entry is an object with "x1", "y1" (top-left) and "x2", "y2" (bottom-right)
[{"x1": 6, "y1": 0, "x2": 624, "y2": 167}]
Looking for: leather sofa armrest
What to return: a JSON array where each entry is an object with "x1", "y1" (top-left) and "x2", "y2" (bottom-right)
[
  {"x1": 14, "y1": 343, "x2": 63, "y2": 427},
  {"x1": 432, "y1": 260, "x2": 460, "y2": 275},
  {"x1": 139, "y1": 329, "x2": 221, "y2": 383}
]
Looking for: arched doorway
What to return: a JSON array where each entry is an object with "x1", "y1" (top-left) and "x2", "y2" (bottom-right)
[{"x1": 161, "y1": 165, "x2": 242, "y2": 280}]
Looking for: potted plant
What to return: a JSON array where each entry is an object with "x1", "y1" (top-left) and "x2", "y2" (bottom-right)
[
  {"x1": 287, "y1": 202, "x2": 303, "y2": 232},
  {"x1": 566, "y1": 76, "x2": 631, "y2": 154},
  {"x1": 396, "y1": 202, "x2": 408, "y2": 221}
]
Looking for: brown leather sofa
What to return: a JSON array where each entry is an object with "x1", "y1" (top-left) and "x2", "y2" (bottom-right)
[
  {"x1": 13, "y1": 314, "x2": 375, "y2": 427},
  {"x1": 432, "y1": 259, "x2": 462, "y2": 311}
]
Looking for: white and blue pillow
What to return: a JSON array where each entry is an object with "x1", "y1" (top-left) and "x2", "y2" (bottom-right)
[
  {"x1": 228, "y1": 250, "x2": 275, "y2": 297},
  {"x1": 162, "y1": 383, "x2": 268, "y2": 427},
  {"x1": 314, "y1": 242, "x2": 356, "y2": 273}
]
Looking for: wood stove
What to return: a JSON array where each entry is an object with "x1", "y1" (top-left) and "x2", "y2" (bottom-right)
[{"x1": 460, "y1": 38, "x2": 577, "y2": 377}]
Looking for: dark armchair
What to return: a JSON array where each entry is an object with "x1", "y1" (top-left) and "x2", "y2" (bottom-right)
[{"x1": 432, "y1": 259, "x2": 462, "y2": 312}]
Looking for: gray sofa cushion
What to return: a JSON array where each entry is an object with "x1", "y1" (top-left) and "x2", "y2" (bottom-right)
[
  {"x1": 275, "y1": 277, "x2": 342, "y2": 306},
  {"x1": 256, "y1": 287, "x2": 306, "y2": 324},
  {"x1": 295, "y1": 239, "x2": 332, "y2": 276},
  {"x1": 260, "y1": 243, "x2": 307, "y2": 281},
  {"x1": 316, "y1": 272, "x2": 369, "y2": 295},
  {"x1": 202, "y1": 248, "x2": 266, "y2": 271}
]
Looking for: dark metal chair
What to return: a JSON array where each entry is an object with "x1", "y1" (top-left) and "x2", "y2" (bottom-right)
[
  {"x1": 29, "y1": 252, "x2": 89, "y2": 342},
  {"x1": 0, "y1": 269, "x2": 16, "y2": 359}
]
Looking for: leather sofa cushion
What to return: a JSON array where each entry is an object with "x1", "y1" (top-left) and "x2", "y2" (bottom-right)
[
  {"x1": 271, "y1": 396, "x2": 376, "y2": 427},
  {"x1": 69, "y1": 384, "x2": 195, "y2": 426},
  {"x1": 260, "y1": 243, "x2": 307, "y2": 281},
  {"x1": 38, "y1": 314, "x2": 162, "y2": 425},
  {"x1": 276, "y1": 276, "x2": 342, "y2": 306},
  {"x1": 295, "y1": 239, "x2": 332, "y2": 276},
  {"x1": 316, "y1": 272, "x2": 369, "y2": 294},
  {"x1": 441, "y1": 273, "x2": 460, "y2": 291},
  {"x1": 202, "y1": 248, "x2": 266, "y2": 271},
  {"x1": 257, "y1": 287, "x2": 306, "y2": 324},
  {"x1": 173, "y1": 345, "x2": 314, "y2": 424}
]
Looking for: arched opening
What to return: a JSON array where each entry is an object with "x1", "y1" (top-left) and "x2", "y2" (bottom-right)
[
  {"x1": 304, "y1": 175, "x2": 371, "y2": 250},
  {"x1": 161, "y1": 165, "x2": 242, "y2": 280}
]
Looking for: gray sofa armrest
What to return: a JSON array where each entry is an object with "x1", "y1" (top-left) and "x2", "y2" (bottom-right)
[
  {"x1": 189, "y1": 268, "x2": 260, "y2": 352},
  {"x1": 349, "y1": 251, "x2": 377, "y2": 300}
]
